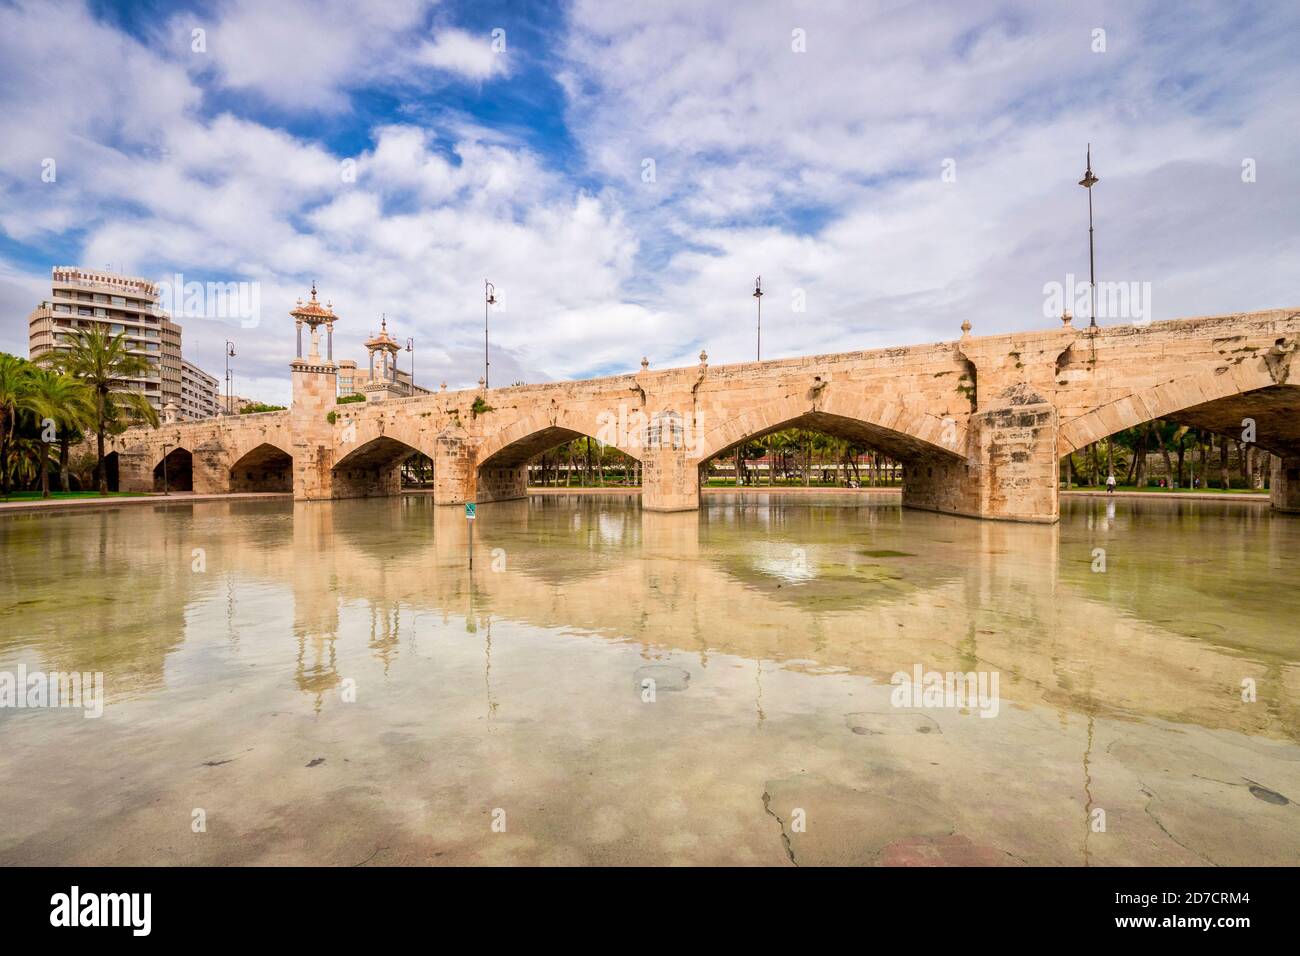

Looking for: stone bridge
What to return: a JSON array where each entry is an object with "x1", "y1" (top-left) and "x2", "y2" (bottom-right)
[{"x1": 102, "y1": 307, "x2": 1300, "y2": 522}]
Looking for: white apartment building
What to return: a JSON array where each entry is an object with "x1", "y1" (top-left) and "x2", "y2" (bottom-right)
[
  {"x1": 180, "y1": 359, "x2": 220, "y2": 420},
  {"x1": 27, "y1": 266, "x2": 218, "y2": 417}
]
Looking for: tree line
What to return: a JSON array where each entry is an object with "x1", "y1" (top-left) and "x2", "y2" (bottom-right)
[
  {"x1": 0, "y1": 327, "x2": 159, "y2": 498},
  {"x1": 1062, "y1": 421, "x2": 1270, "y2": 489},
  {"x1": 513, "y1": 430, "x2": 901, "y2": 488}
]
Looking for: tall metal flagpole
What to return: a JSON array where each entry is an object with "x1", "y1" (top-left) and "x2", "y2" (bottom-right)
[{"x1": 1078, "y1": 145, "x2": 1099, "y2": 328}]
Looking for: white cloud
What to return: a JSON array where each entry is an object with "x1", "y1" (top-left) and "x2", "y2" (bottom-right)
[
  {"x1": 190, "y1": 0, "x2": 436, "y2": 111},
  {"x1": 413, "y1": 27, "x2": 507, "y2": 80},
  {"x1": 0, "y1": 1, "x2": 646, "y2": 402},
  {"x1": 558, "y1": 0, "x2": 1300, "y2": 365},
  {"x1": 183, "y1": 1, "x2": 506, "y2": 112},
  {"x1": 2, "y1": 0, "x2": 1297, "y2": 407}
]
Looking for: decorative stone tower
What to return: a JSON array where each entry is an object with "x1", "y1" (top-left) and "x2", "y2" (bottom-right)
[
  {"x1": 289, "y1": 283, "x2": 339, "y2": 499},
  {"x1": 291, "y1": 282, "x2": 337, "y2": 366},
  {"x1": 362, "y1": 315, "x2": 403, "y2": 402}
]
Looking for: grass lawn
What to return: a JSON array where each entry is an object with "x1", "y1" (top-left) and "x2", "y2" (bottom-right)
[
  {"x1": 1067, "y1": 484, "x2": 1265, "y2": 494},
  {"x1": 702, "y1": 479, "x2": 902, "y2": 488},
  {"x1": 1, "y1": 490, "x2": 151, "y2": 502}
]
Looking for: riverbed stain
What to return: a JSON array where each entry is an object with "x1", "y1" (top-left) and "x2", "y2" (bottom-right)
[
  {"x1": 632, "y1": 664, "x2": 690, "y2": 693},
  {"x1": 306, "y1": 757, "x2": 326, "y2": 768},
  {"x1": 846, "y1": 712, "x2": 941, "y2": 735},
  {"x1": 860, "y1": 549, "x2": 915, "y2": 558},
  {"x1": 1247, "y1": 783, "x2": 1290, "y2": 805}
]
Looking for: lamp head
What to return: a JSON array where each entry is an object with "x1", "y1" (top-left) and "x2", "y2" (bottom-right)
[{"x1": 1078, "y1": 144, "x2": 1098, "y2": 188}]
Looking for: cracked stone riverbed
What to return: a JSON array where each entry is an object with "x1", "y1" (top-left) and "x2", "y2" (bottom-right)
[{"x1": 0, "y1": 492, "x2": 1296, "y2": 865}]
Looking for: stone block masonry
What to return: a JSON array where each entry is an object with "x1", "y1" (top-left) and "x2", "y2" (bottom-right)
[{"x1": 96, "y1": 308, "x2": 1299, "y2": 524}]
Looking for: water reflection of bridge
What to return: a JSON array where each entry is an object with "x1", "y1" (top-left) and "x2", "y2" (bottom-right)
[
  {"x1": 8, "y1": 494, "x2": 1292, "y2": 739},
  {"x1": 4, "y1": 493, "x2": 1299, "y2": 867}
]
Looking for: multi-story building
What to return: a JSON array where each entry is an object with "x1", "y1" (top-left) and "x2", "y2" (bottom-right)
[
  {"x1": 27, "y1": 266, "x2": 220, "y2": 419},
  {"x1": 337, "y1": 360, "x2": 427, "y2": 398},
  {"x1": 160, "y1": 318, "x2": 183, "y2": 411},
  {"x1": 28, "y1": 267, "x2": 167, "y2": 411},
  {"x1": 180, "y1": 359, "x2": 220, "y2": 420}
]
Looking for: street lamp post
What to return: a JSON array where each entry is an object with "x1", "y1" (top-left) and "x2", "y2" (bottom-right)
[
  {"x1": 753, "y1": 274, "x2": 767, "y2": 484},
  {"x1": 224, "y1": 340, "x2": 236, "y2": 414},
  {"x1": 1078, "y1": 144, "x2": 1099, "y2": 328},
  {"x1": 484, "y1": 280, "x2": 496, "y2": 389},
  {"x1": 406, "y1": 337, "x2": 414, "y2": 395}
]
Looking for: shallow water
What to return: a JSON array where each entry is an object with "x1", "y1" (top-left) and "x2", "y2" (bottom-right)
[{"x1": 0, "y1": 492, "x2": 1297, "y2": 865}]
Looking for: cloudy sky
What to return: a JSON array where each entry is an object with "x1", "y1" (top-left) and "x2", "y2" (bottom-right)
[{"x1": 1, "y1": 0, "x2": 1296, "y2": 404}]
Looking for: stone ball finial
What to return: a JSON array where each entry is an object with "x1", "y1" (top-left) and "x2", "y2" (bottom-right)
[
  {"x1": 1061, "y1": 309, "x2": 1073, "y2": 327},
  {"x1": 478, "y1": 376, "x2": 486, "y2": 388},
  {"x1": 699, "y1": 349, "x2": 708, "y2": 365},
  {"x1": 640, "y1": 357, "x2": 649, "y2": 370},
  {"x1": 440, "y1": 381, "x2": 447, "y2": 392},
  {"x1": 960, "y1": 319, "x2": 972, "y2": 336}
]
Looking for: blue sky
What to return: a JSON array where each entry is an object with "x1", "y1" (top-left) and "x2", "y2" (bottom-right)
[{"x1": 1, "y1": 0, "x2": 1297, "y2": 404}]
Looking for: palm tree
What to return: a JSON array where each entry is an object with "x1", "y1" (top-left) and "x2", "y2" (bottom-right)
[
  {"x1": 23, "y1": 367, "x2": 94, "y2": 497},
  {"x1": 0, "y1": 353, "x2": 32, "y2": 498},
  {"x1": 4, "y1": 434, "x2": 43, "y2": 492},
  {"x1": 41, "y1": 327, "x2": 159, "y2": 494}
]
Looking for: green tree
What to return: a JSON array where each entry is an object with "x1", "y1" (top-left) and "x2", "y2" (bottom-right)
[
  {"x1": 23, "y1": 367, "x2": 94, "y2": 497},
  {"x1": 5, "y1": 434, "x2": 43, "y2": 492},
  {"x1": 0, "y1": 353, "x2": 31, "y2": 496},
  {"x1": 41, "y1": 327, "x2": 160, "y2": 494}
]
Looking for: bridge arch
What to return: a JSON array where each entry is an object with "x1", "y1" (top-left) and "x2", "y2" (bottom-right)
[
  {"x1": 471, "y1": 408, "x2": 644, "y2": 500},
  {"x1": 1057, "y1": 364, "x2": 1299, "y2": 458},
  {"x1": 332, "y1": 435, "x2": 427, "y2": 498},
  {"x1": 229, "y1": 441, "x2": 293, "y2": 492},
  {"x1": 476, "y1": 407, "x2": 643, "y2": 468},
  {"x1": 152, "y1": 446, "x2": 193, "y2": 492},
  {"x1": 693, "y1": 387, "x2": 967, "y2": 466},
  {"x1": 101, "y1": 451, "x2": 120, "y2": 492}
]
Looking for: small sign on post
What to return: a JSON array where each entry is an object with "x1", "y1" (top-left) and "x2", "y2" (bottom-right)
[
  {"x1": 466, "y1": 502, "x2": 476, "y2": 568},
  {"x1": 465, "y1": 502, "x2": 476, "y2": 520}
]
